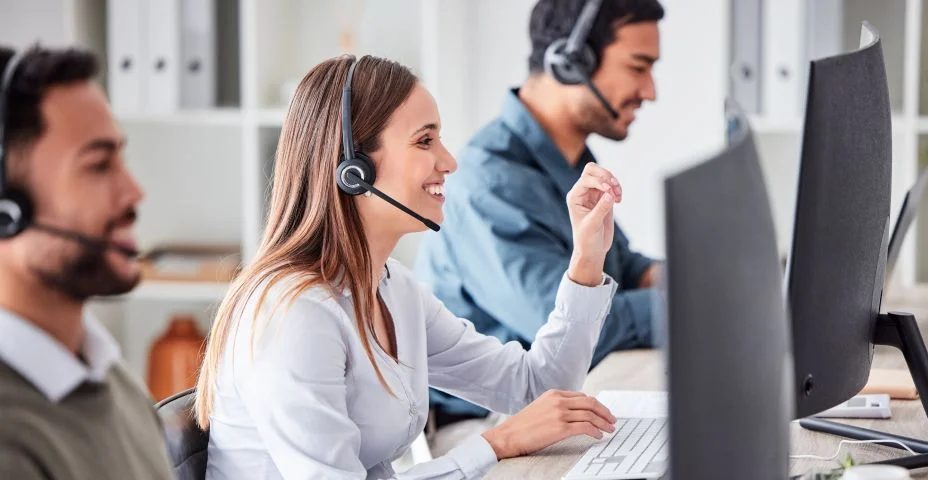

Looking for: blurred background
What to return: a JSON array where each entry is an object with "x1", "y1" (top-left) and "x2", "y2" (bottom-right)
[{"x1": 0, "y1": 0, "x2": 924, "y2": 399}]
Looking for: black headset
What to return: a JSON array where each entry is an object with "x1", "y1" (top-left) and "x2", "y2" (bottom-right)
[
  {"x1": 0, "y1": 50, "x2": 33, "y2": 239},
  {"x1": 334, "y1": 56, "x2": 440, "y2": 232},
  {"x1": 336, "y1": 58, "x2": 375, "y2": 197},
  {"x1": 543, "y1": 0, "x2": 620, "y2": 119}
]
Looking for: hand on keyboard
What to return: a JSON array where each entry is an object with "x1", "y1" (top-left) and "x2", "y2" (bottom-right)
[{"x1": 481, "y1": 390, "x2": 618, "y2": 460}]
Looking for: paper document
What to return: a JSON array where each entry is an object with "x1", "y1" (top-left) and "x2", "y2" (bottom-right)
[{"x1": 596, "y1": 390, "x2": 668, "y2": 419}]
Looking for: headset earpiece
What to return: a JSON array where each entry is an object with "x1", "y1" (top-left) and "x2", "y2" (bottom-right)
[
  {"x1": 0, "y1": 188, "x2": 32, "y2": 239},
  {"x1": 544, "y1": 37, "x2": 597, "y2": 86},
  {"x1": 336, "y1": 152, "x2": 376, "y2": 197}
]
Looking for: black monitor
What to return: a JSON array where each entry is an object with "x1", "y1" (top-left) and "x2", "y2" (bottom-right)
[
  {"x1": 789, "y1": 22, "x2": 928, "y2": 469},
  {"x1": 665, "y1": 100, "x2": 792, "y2": 479},
  {"x1": 886, "y1": 167, "x2": 928, "y2": 281},
  {"x1": 786, "y1": 21, "x2": 893, "y2": 419}
]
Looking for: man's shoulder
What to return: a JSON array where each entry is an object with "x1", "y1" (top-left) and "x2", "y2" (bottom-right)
[
  {"x1": 459, "y1": 118, "x2": 539, "y2": 175},
  {"x1": 451, "y1": 121, "x2": 556, "y2": 200}
]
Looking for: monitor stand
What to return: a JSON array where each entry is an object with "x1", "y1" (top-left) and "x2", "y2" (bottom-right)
[{"x1": 799, "y1": 311, "x2": 928, "y2": 469}]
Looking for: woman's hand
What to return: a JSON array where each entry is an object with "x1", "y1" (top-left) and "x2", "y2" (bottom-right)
[
  {"x1": 566, "y1": 163, "x2": 622, "y2": 286},
  {"x1": 481, "y1": 390, "x2": 617, "y2": 460}
]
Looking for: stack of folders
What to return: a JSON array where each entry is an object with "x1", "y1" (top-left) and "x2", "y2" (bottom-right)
[
  {"x1": 107, "y1": 0, "x2": 217, "y2": 115},
  {"x1": 730, "y1": 0, "x2": 844, "y2": 116}
]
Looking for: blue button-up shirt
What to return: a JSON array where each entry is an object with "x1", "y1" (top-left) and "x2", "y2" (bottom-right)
[{"x1": 414, "y1": 89, "x2": 661, "y2": 417}]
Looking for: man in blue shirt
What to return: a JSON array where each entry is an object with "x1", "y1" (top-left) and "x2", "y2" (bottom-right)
[{"x1": 415, "y1": 0, "x2": 665, "y2": 437}]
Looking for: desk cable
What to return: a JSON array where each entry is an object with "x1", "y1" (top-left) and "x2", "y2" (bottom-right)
[{"x1": 790, "y1": 439, "x2": 917, "y2": 461}]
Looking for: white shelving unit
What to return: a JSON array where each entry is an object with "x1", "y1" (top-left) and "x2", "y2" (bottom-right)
[
  {"x1": 6, "y1": 0, "x2": 928, "y2": 374},
  {"x1": 0, "y1": 0, "x2": 426, "y2": 377}
]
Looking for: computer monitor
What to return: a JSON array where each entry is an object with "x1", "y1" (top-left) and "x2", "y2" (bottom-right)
[
  {"x1": 789, "y1": 23, "x2": 928, "y2": 469},
  {"x1": 665, "y1": 100, "x2": 792, "y2": 479},
  {"x1": 886, "y1": 167, "x2": 928, "y2": 281},
  {"x1": 786, "y1": 21, "x2": 893, "y2": 419}
]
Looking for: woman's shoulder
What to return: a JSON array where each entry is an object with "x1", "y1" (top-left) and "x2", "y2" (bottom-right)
[{"x1": 244, "y1": 273, "x2": 351, "y2": 334}]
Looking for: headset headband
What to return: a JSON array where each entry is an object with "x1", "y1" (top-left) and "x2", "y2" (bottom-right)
[
  {"x1": 341, "y1": 57, "x2": 361, "y2": 160},
  {"x1": 565, "y1": 0, "x2": 602, "y2": 56},
  {"x1": 0, "y1": 50, "x2": 25, "y2": 197}
]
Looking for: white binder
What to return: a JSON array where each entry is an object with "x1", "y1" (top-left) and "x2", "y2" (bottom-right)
[
  {"x1": 730, "y1": 0, "x2": 762, "y2": 113},
  {"x1": 762, "y1": 0, "x2": 805, "y2": 116},
  {"x1": 180, "y1": 0, "x2": 216, "y2": 109},
  {"x1": 145, "y1": 0, "x2": 181, "y2": 113},
  {"x1": 106, "y1": 0, "x2": 145, "y2": 115}
]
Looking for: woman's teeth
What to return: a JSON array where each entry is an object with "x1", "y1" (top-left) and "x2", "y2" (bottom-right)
[{"x1": 425, "y1": 184, "x2": 444, "y2": 196}]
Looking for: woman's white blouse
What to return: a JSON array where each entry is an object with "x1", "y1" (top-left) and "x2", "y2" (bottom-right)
[{"x1": 205, "y1": 259, "x2": 617, "y2": 479}]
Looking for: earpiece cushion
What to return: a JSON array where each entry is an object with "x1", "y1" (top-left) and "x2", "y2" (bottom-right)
[
  {"x1": 0, "y1": 188, "x2": 33, "y2": 239},
  {"x1": 544, "y1": 37, "x2": 598, "y2": 85},
  {"x1": 336, "y1": 153, "x2": 376, "y2": 196}
]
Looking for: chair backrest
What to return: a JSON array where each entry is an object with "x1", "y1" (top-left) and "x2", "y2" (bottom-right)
[{"x1": 155, "y1": 388, "x2": 209, "y2": 480}]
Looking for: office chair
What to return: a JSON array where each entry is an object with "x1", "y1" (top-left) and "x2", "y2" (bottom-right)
[{"x1": 155, "y1": 388, "x2": 209, "y2": 480}]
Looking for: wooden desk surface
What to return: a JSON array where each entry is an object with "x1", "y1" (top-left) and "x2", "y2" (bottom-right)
[{"x1": 486, "y1": 289, "x2": 928, "y2": 479}]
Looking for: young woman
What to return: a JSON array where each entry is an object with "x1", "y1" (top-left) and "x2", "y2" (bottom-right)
[{"x1": 194, "y1": 55, "x2": 625, "y2": 479}]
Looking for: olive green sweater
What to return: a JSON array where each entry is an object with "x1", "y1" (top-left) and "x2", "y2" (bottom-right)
[{"x1": 0, "y1": 360, "x2": 174, "y2": 479}]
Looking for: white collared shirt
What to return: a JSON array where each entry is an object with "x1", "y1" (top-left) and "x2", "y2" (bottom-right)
[
  {"x1": 206, "y1": 259, "x2": 617, "y2": 480},
  {"x1": 0, "y1": 307, "x2": 121, "y2": 403}
]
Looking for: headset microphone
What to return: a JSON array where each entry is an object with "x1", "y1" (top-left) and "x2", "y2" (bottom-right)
[
  {"x1": 32, "y1": 223, "x2": 140, "y2": 258},
  {"x1": 0, "y1": 50, "x2": 140, "y2": 258},
  {"x1": 343, "y1": 170, "x2": 440, "y2": 232},
  {"x1": 543, "y1": 0, "x2": 620, "y2": 119},
  {"x1": 335, "y1": 56, "x2": 441, "y2": 233}
]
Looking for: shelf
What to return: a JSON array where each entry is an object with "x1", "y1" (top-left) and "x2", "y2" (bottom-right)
[
  {"x1": 117, "y1": 109, "x2": 244, "y2": 127},
  {"x1": 122, "y1": 280, "x2": 230, "y2": 302},
  {"x1": 257, "y1": 108, "x2": 287, "y2": 127},
  {"x1": 748, "y1": 115, "x2": 803, "y2": 134}
]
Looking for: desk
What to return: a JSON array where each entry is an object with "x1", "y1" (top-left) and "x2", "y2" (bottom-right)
[{"x1": 486, "y1": 290, "x2": 928, "y2": 479}]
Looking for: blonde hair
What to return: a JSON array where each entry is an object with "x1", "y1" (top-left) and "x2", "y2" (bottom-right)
[{"x1": 193, "y1": 55, "x2": 417, "y2": 428}]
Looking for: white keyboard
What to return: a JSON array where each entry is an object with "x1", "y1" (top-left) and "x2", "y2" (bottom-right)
[{"x1": 563, "y1": 391, "x2": 668, "y2": 480}]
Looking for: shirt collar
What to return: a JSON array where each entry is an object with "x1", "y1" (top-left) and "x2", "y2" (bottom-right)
[
  {"x1": 499, "y1": 88, "x2": 597, "y2": 198},
  {"x1": 0, "y1": 308, "x2": 121, "y2": 402},
  {"x1": 338, "y1": 264, "x2": 391, "y2": 297}
]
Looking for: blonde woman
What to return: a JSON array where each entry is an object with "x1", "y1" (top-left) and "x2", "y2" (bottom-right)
[{"x1": 195, "y1": 55, "x2": 625, "y2": 479}]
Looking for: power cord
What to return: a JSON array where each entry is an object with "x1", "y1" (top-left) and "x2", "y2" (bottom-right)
[{"x1": 790, "y1": 439, "x2": 917, "y2": 461}]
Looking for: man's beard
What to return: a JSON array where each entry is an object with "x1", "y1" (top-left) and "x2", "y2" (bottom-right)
[
  {"x1": 32, "y1": 245, "x2": 139, "y2": 301},
  {"x1": 29, "y1": 208, "x2": 140, "y2": 301},
  {"x1": 578, "y1": 96, "x2": 641, "y2": 141}
]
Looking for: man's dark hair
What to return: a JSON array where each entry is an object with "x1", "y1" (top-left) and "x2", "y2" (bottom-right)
[
  {"x1": 0, "y1": 45, "x2": 99, "y2": 158},
  {"x1": 528, "y1": 0, "x2": 664, "y2": 74}
]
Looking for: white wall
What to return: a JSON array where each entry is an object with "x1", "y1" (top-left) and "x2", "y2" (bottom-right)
[
  {"x1": 0, "y1": 0, "x2": 69, "y2": 48},
  {"x1": 595, "y1": 0, "x2": 729, "y2": 258}
]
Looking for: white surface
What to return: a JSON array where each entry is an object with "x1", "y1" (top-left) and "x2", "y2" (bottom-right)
[
  {"x1": 126, "y1": 280, "x2": 229, "y2": 302},
  {"x1": 596, "y1": 390, "x2": 669, "y2": 419},
  {"x1": 843, "y1": 465, "x2": 913, "y2": 479},
  {"x1": 814, "y1": 394, "x2": 893, "y2": 419}
]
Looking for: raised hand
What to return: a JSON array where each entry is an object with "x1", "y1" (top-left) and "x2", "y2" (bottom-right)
[{"x1": 565, "y1": 163, "x2": 622, "y2": 286}]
